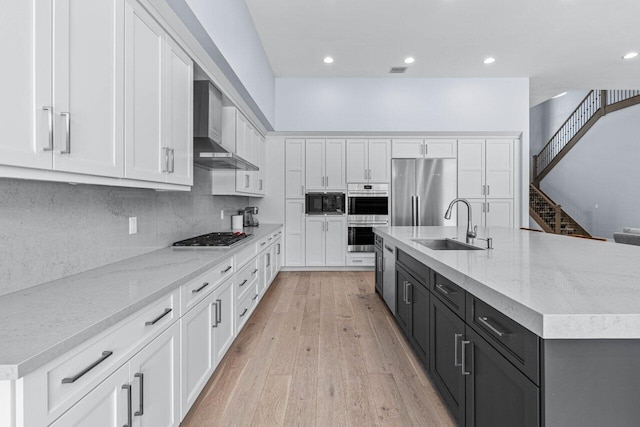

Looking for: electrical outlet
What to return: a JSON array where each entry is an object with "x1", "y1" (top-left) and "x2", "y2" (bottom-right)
[
  {"x1": 129, "y1": 217, "x2": 138, "y2": 235},
  {"x1": 220, "y1": 210, "x2": 224, "y2": 220}
]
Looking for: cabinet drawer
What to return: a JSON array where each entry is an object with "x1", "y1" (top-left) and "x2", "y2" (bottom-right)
[
  {"x1": 257, "y1": 235, "x2": 270, "y2": 251},
  {"x1": 235, "y1": 243, "x2": 257, "y2": 269},
  {"x1": 236, "y1": 284, "x2": 259, "y2": 334},
  {"x1": 466, "y1": 294, "x2": 540, "y2": 385},
  {"x1": 431, "y1": 272, "x2": 466, "y2": 319},
  {"x1": 396, "y1": 249, "x2": 430, "y2": 285},
  {"x1": 46, "y1": 288, "x2": 179, "y2": 416},
  {"x1": 181, "y1": 257, "x2": 234, "y2": 314},
  {"x1": 236, "y1": 258, "x2": 259, "y2": 301},
  {"x1": 346, "y1": 255, "x2": 375, "y2": 267}
]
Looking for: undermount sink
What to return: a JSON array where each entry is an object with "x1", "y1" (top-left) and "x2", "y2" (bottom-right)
[{"x1": 411, "y1": 238, "x2": 485, "y2": 251}]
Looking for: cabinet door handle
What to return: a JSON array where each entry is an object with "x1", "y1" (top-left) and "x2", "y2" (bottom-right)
[
  {"x1": 60, "y1": 112, "x2": 71, "y2": 154},
  {"x1": 192, "y1": 282, "x2": 210, "y2": 293},
  {"x1": 122, "y1": 383, "x2": 132, "y2": 427},
  {"x1": 364, "y1": 169, "x2": 367, "y2": 180},
  {"x1": 461, "y1": 340, "x2": 472, "y2": 375},
  {"x1": 245, "y1": 174, "x2": 250, "y2": 188},
  {"x1": 239, "y1": 308, "x2": 248, "y2": 318},
  {"x1": 134, "y1": 373, "x2": 144, "y2": 416},
  {"x1": 267, "y1": 253, "x2": 271, "y2": 267},
  {"x1": 435, "y1": 283, "x2": 452, "y2": 296},
  {"x1": 221, "y1": 265, "x2": 232, "y2": 274},
  {"x1": 482, "y1": 185, "x2": 485, "y2": 196},
  {"x1": 216, "y1": 299, "x2": 222, "y2": 324},
  {"x1": 454, "y1": 333, "x2": 463, "y2": 367},
  {"x1": 406, "y1": 282, "x2": 412, "y2": 304},
  {"x1": 259, "y1": 179, "x2": 263, "y2": 191},
  {"x1": 61, "y1": 351, "x2": 113, "y2": 384},
  {"x1": 326, "y1": 176, "x2": 329, "y2": 187},
  {"x1": 486, "y1": 202, "x2": 490, "y2": 213},
  {"x1": 42, "y1": 106, "x2": 54, "y2": 151},
  {"x1": 162, "y1": 147, "x2": 169, "y2": 172},
  {"x1": 477, "y1": 316, "x2": 506, "y2": 337},
  {"x1": 170, "y1": 148, "x2": 175, "y2": 173},
  {"x1": 144, "y1": 308, "x2": 172, "y2": 326},
  {"x1": 239, "y1": 279, "x2": 248, "y2": 287},
  {"x1": 277, "y1": 243, "x2": 281, "y2": 255},
  {"x1": 301, "y1": 185, "x2": 304, "y2": 195},
  {"x1": 486, "y1": 185, "x2": 490, "y2": 195}
]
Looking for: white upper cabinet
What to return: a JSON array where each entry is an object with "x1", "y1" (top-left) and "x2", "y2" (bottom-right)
[
  {"x1": 166, "y1": 37, "x2": 193, "y2": 186},
  {"x1": 285, "y1": 139, "x2": 306, "y2": 198},
  {"x1": 485, "y1": 139, "x2": 514, "y2": 199},
  {"x1": 347, "y1": 139, "x2": 391, "y2": 183},
  {"x1": 124, "y1": 0, "x2": 165, "y2": 183},
  {"x1": 457, "y1": 139, "x2": 486, "y2": 199},
  {"x1": 368, "y1": 139, "x2": 391, "y2": 182},
  {"x1": 52, "y1": 0, "x2": 124, "y2": 177},
  {"x1": 392, "y1": 139, "x2": 423, "y2": 158},
  {"x1": 124, "y1": 1, "x2": 193, "y2": 185},
  {"x1": 393, "y1": 139, "x2": 457, "y2": 159},
  {"x1": 0, "y1": 1, "x2": 52, "y2": 170},
  {"x1": 305, "y1": 139, "x2": 345, "y2": 191}
]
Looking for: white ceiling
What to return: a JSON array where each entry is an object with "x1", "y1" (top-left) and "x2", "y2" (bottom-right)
[{"x1": 244, "y1": 0, "x2": 640, "y2": 106}]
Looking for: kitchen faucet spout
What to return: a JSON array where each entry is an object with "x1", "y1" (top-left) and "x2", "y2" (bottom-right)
[{"x1": 444, "y1": 198, "x2": 476, "y2": 243}]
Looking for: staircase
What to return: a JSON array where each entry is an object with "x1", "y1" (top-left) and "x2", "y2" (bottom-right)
[
  {"x1": 530, "y1": 89, "x2": 640, "y2": 236},
  {"x1": 533, "y1": 90, "x2": 640, "y2": 185},
  {"x1": 529, "y1": 184, "x2": 590, "y2": 236}
]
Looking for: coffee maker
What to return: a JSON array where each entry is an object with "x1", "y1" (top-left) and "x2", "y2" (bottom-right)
[{"x1": 240, "y1": 207, "x2": 259, "y2": 227}]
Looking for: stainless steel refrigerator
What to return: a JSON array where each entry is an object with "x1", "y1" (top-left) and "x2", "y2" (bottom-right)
[{"x1": 391, "y1": 158, "x2": 457, "y2": 226}]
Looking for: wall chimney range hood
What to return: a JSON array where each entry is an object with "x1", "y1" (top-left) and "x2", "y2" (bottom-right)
[{"x1": 193, "y1": 81, "x2": 259, "y2": 171}]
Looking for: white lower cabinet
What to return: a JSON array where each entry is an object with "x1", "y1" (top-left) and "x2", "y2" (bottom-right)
[
  {"x1": 285, "y1": 200, "x2": 306, "y2": 267},
  {"x1": 128, "y1": 322, "x2": 180, "y2": 427},
  {"x1": 212, "y1": 277, "x2": 235, "y2": 366},
  {"x1": 180, "y1": 292, "x2": 214, "y2": 417},
  {"x1": 50, "y1": 363, "x2": 129, "y2": 427},
  {"x1": 305, "y1": 216, "x2": 346, "y2": 267}
]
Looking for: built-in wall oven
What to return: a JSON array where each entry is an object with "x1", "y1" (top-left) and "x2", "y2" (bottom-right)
[{"x1": 347, "y1": 184, "x2": 389, "y2": 252}]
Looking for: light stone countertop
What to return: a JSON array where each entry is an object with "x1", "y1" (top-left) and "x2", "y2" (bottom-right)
[
  {"x1": 0, "y1": 224, "x2": 282, "y2": 381},
  {"x1": 374, "y1": 226, "x2": 640, "y2": 340}
]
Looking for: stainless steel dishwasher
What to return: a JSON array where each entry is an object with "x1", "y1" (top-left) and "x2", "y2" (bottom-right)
[{"x1": 382, "y1": 242, "x2": 396, "y2": 315}]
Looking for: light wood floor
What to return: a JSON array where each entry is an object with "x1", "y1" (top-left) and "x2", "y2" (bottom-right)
[{"x1": 182, "y1": 271, "x2": 455, "y2": 427}]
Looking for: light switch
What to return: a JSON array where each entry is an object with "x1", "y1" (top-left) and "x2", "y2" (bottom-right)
[{"x1": 129, "y1": 217, "x2": 138, "y2": 235}]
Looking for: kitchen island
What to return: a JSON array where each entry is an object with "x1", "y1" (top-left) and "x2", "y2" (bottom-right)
[{"x1": 373, "y1": 225, "x2": 640, "y2": 427}]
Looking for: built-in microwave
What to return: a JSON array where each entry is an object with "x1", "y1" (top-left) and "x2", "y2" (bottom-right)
[{"x1": 305, "y1": 193, "x2": 345, "y2": 215}]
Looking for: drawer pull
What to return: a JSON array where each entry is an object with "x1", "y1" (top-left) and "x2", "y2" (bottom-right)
[
  {"x1": 435, "y1": 283, "x2": 453, "y2": 296},
  {"x1": 192, "y1": 282, "x2": 210, "y2": 293},
  {"x1": 252, "y1": 268, "x2": 259, "y2": 275},
  {"x1": 353, "y1": 259, "x2": 363, "y2": 263},
  {"x1": 145, "y1": 308, "x2": 172, "y2": 326},
  {"x1": 239, "y1": 279, "x2": 248, "y2": 287},
  {"x1": 252, "y1": 293, "x2": 259, "y2": 301},
  {"x1": 239, "y1": 308, "x2": 248, "y2": 318},
  {"x1": 62, "y1": 351, "x2": 113, "y2": 384},
  {"x1": 478, "y1": 316, "x2": 507, "y2": 337},
  {"x1": 134, "y1": 373, "x2": 144, "y2": 416},
  {"x1": 269, "y1": 237, "x2": 273, "y2": 241},
  {"x1": 122, "y1": 383, "x2": 132, "y2": 427},
  {"x1": 221, "y1": 266, "x2": 232, "y2": 273},
  {"x1": 261, "y1": 242, "x2": 266, "y2": 246}
]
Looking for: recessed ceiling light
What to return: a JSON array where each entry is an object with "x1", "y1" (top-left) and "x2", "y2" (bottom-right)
[
  {"x1": 404, "y1": 57, "x2": 415, "y2": 64},
  {"x1": 323, "y1": 56, "x2": 334, "y2": 64},
  {"x1": 552, "y1": 92, "x2": 567, "y2": 99},
  {"x1": 483, "y1": 57, "x2": 496, "y2": 64},
  {"x1": 622, "y1": 52, "x2": 639, "y2": 60}
]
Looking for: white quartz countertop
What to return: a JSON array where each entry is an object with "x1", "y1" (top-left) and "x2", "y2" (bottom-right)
[
  {"x1": 374, "y1": 226, "x2": 640, "y2": 340},
  {"x1": 0, "y1": 224, "x2": 282, "y2": 381}
]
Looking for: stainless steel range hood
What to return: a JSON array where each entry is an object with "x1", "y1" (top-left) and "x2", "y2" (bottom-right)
[{"x1": 193, "y1": 81, "x2": 259, "y2": 171}]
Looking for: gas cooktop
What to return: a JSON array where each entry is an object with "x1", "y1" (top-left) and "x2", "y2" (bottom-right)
[{"x1": 172, "y1": 232, "x2": 251, "y2": 248}]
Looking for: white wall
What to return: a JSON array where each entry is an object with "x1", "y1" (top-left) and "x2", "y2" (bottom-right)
[
  {"x1": 184, "y1": 0, "x2": 275, "y2": 125},
  {"x1": 540, "y1": 103, "x2": 640, "y2": 239},
  {"x1": 275, "y1": 77, "x2": 530, "y2": 226}
]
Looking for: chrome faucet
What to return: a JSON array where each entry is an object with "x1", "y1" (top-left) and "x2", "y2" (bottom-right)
[{"x1": 444, "y1": 198, "x2": 477, "y2": 243}]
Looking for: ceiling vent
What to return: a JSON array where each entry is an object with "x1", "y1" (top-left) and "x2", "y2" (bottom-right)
[{"x1": 389, "y1": 66, "x2": 408, "y2": 74}]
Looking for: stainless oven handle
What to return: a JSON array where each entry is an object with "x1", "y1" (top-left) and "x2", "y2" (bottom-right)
[{"x1": 347, "y1": 192, "x2": 389, "y2": 196}]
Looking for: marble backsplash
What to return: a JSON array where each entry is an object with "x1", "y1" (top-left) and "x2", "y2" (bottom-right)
[{"x1": 0, "y1": 167, "x2": 250, "y2": 297}]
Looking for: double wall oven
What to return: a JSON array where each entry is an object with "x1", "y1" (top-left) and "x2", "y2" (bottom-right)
[{"x1": 347, "y1": 184, "x2": 389, "y2": 252}]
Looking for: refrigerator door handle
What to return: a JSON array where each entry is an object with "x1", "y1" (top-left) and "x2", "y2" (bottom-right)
[
  {"x1": 415, "y1": 196, "x2": 421, "y2": 226},
  {"x1": 411, "y1": 195, "x2": 416, "y2": 226}
]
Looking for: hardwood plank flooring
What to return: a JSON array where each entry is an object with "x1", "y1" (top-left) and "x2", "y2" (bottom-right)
[{"x1": 181, "y1": 271, "x2": 455, "y2": 427}]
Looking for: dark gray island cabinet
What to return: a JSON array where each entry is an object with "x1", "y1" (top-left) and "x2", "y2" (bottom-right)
[{"x1": 392, "y1": 248, "x2": 640, "y2": 427}]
